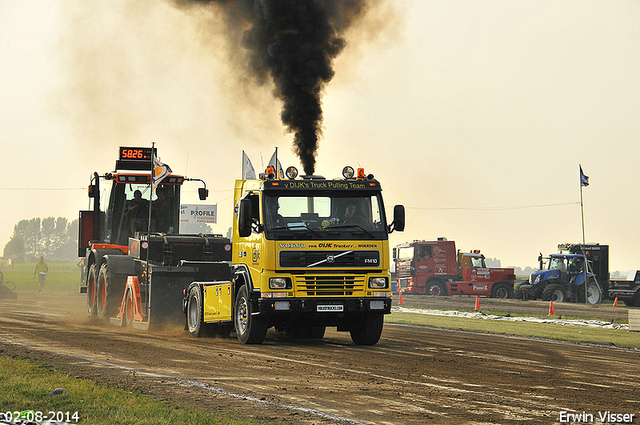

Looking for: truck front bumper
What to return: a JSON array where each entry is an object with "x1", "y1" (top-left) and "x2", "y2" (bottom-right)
[{"x1": 257, "y1": 297, "x2": 392, "y2": 315}]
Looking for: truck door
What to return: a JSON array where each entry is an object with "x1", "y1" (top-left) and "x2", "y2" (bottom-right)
[{"x1": 413, "y1": 245, "x2": 433, "y2": 281}]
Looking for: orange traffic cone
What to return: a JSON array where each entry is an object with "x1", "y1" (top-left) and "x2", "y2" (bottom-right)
[
  {"x1": 548, "y1": 300, "x2": 556, "y2": 316},
  {"x1": 474, "y1": 296, "x2": 481, "y2": 311},
  {"x1": 398, "y1": 290, "x2": 405, "y2": 305},
  {"x1": 613, "y1": 297, "x2": 618, "y2": 307}
]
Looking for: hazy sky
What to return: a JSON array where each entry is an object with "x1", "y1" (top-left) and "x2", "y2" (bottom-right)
[{"x1": 2, "y1": 0, "x2": 639, "y2": 271}]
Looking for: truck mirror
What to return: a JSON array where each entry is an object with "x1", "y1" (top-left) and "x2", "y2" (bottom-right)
[
  {"x1": 391, "y1": 205, "x2": 405, "y2": 232},
  {"x1": 238, "y1": 198, "x2": 253, "y2": 237},
  {"x1": 198, "y1": 188, "x2": 208, "y2": 201},
  {"x1": 88, "y1": 184, "x2": 97, "y2": 198}
]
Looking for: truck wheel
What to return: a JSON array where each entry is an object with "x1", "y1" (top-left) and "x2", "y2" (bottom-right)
[
  {"x1": 577, "y1": 279, "x2": 602, "y2": 304},
  {"x1": 350, "y1": 313, "x2": 384, "y2": 345},
  {"x1": 426, "y1": 280, "x2": 446, "y2": 296},
  {"x1": 186, "y1": 286, "x2": 208, "y2": 337},
  {"x1": 95, "y1": 264, "x2": 125, "y2": 321},
  {"x1": 491, "y1": 283, "x2": 513, "y2": 299},
  {"x1": 86, "y1": 264, "x2": 98, "y2": 319},
  {"x1": 542, "y1": 284, "x2": 565, "y2": 302},
  {"x1": 234, "y1": 285, "x2": 268, "y2": 344}
]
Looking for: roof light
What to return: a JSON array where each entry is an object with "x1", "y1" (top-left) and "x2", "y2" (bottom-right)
[
  {"x1": 342, "y1": 166, "x2": 355, "y2": 179},
  {"x1": 265, "y1": 166, "x2": 275, "y2": 179},
  {"x1": 357, "y1": 168, "x2": 365, "y2": 180},
  {"x1": 285, "y1": 166, "x2": 298, "y2": 179}
]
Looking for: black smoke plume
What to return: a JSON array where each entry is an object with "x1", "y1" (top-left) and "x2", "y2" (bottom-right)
[{"x1": 176, "y1": 0, "x2": 368, "y2": 175}]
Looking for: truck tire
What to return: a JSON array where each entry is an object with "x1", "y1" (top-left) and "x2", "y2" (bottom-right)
[
  {"x1": 86, "y1": 264, "x2": 98, "y2": 319},
  {"x1": 186, "y1": 286, "x2": 207, "y2": 337},
  {"x1": 234, "y1": 285, "x2": 268, "y2": 344},
  {"x1": 491, "y1": 283, "x2": 513, "y2": 299},
  {"x1": 96, "y1": 263, "x2": 126, "y2": 322},
  {"x1": 542, "y1": 284, "x2": 565, "y2": 302},
  {"x1": 577, "y1": 279, "x2": 602, "y2": 304},
  {"x1": 426, "y1": 279, "x2": 446, "y2": 296},
  {"x1": 350, "y1": 313, "x2": 384, "y2": 345}
]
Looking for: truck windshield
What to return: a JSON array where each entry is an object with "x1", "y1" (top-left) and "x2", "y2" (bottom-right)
[
  {"x1": 396, "y1": 247, "x2": 414, "y2": 262},
  {"x1": 263, "y1": 192, "x2": 387, "y2": 240},
  {"x1": 469, "y1": 256, "x2": 485, "y2": 268}
]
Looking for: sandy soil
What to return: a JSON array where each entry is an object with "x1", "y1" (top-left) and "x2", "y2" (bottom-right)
[{"x1": 1, "y1": 291, "x2": 639, "y2": 424}]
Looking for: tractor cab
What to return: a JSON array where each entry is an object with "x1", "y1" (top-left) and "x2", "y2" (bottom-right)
[{"x1": 79, "y1": 147, "x2": 205, "y2": 256}]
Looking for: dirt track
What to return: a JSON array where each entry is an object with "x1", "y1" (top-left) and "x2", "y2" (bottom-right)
[{"x1": 1, "y1": 292, "x2": 640, "y2": 424}]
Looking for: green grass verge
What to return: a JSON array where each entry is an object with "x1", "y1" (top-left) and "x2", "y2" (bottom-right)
[
  {"x1": 1, "y1": 263, "x2": 80, "y2": 293},
  {"x1": 0, "y1": 356, "x2": 254, "y2": 425},
  {"x1": 386, "y1": 310, "x2": 640, "y2": 349}
]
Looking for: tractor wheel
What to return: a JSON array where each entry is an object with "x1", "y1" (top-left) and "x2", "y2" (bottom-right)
[
  {"x1": 350, "y1": 313, "x2": 384, "y2": 345},
  {"x1": 95, "y1": 263, "x2": 125, "y2": 322},
  {"x1": 426, "y1": 280, "x2": 446, "y2": 296},
  {"x1": 491, "y1": 283, "x2": 514, "y2": 299},
  {"x1": 514, "y1": 282, "x2": 528, "y2": 300},
  {"x1": 86, "y1": 264, "x2": 98, "y2": 319},
  {"x1": 542, "y1": 284, "x2": 566, "y2": 302},
  {"x1": 234, "y1": 285, "x2": 268, "y2": 344},
  {"x1": 577, "y1": 279, "x2": 603, "y2": 304}
]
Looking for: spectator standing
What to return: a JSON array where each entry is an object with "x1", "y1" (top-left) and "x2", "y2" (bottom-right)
[{"x1": 34, "y1": 256, "x2": 48, "y2": 293}]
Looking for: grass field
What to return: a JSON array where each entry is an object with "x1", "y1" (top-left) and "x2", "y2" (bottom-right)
[
  {"x1": 386, "y1": 310, "x2": 640, "y2": 349},
  {"x1": 0, "y1": 356, "x2": 253, "y2": 425},
  {"x1": 1, "y1": 263, "x2": 80, "y2": 293}
]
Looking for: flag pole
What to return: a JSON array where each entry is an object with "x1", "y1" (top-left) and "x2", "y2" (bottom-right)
[
  {"x1": 146, "y1": 142, "x2": 155, "y2": 284},
  {"x1": 579, "y1": 164, "x2": 588, "y2": 303},
  {"x1": 580, "y1": 175, "x2": 585, "y2": 246}
]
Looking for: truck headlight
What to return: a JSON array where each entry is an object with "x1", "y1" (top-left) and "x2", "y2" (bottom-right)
[
  {"x1": 269, "y1": 277, "x2": 290, "y2": 289},
  {"x1": 368, "y1": 277, "x2": 388, "y2": 289}
]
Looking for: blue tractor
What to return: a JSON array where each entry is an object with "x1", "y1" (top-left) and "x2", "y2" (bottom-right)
[{"x1": 515, "y1": 250, "x2": 604, "y2": 304}]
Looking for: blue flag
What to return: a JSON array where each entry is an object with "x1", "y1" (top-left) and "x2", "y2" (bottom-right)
[{"x1": 580, "y1": 165, "x2": 589, "y2": 187}]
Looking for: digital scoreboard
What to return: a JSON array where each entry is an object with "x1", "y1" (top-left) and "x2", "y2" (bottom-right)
[{"x1": 119, "y1": 147, "x2": 154, "y2": 161}]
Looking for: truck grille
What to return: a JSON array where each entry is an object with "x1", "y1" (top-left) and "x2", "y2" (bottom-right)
[
  {"x1": 294, "y1": 275, "x2": 366, "y2": 296},
  {"x1": 280, "y1": 250, "x2": 380, "y2": 268}
]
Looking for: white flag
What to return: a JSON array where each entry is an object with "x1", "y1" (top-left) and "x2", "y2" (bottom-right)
[
  {"x1": 152, "y1": 153, "x2": 172, "y2": 190},
  {"x1": 267, "y1": 149, "x2": 283, "y2": 178},
  {"x1": 242, "y1": 150, "x2": 256, "y2": 180}
]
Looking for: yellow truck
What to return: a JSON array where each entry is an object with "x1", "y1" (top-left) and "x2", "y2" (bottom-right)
[{"x1": 184, "y1": 165, "x2": 405, "y2": 345}]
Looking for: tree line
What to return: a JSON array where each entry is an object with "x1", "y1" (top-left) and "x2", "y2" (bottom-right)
[{"x1": 3, "y1": 217, "x2": 78, "y2": 263}]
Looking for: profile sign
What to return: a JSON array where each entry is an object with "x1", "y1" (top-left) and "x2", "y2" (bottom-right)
[{"x1": 181, "y1": 204, "x2": 217, "y2": 225}]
